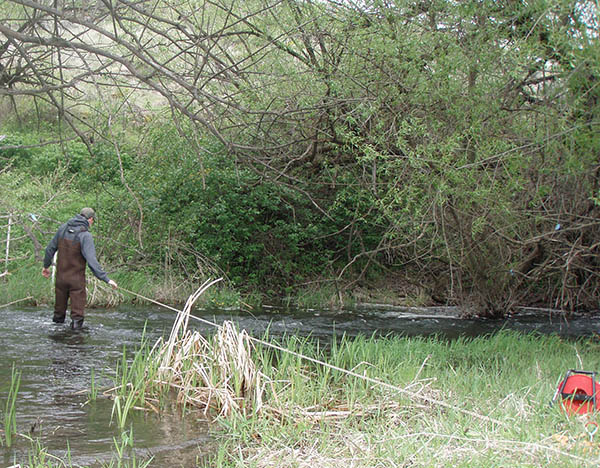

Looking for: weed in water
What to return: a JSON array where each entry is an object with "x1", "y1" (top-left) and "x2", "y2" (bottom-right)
[
  {"x1": 22, "y1": 430, "x2": 153, "y2": 468},
  {"x1": 104, "y1": 428, "x2": 153, "y2": 468},
  {"x1": 110, "y1": 326, "x2": 162, "y2": 428},
  {"x1": 2, "y1": 363, "x2": 21, "y2": 447},
  {"x1": 89, "y1": 367, "x2": 98, "y2": 402},
  {"x1": 25, "y1": 435, "x2": 73, "y2": 467}
]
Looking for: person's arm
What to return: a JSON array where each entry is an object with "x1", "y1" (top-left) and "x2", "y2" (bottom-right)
[
  {"x1": 43, "y1": 231, "x2": 59, "y2": 268},
  {"x1": 79, "y1": 231, "x2": 111, "y2": 283}
]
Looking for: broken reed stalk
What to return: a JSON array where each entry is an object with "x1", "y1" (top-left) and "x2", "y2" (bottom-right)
[
  {"x1": 160, "y1": 278, "x2": 222, "y2": 373},
  {"x1": 0, "y1": 296, "x2": 32, "y2": 309}
]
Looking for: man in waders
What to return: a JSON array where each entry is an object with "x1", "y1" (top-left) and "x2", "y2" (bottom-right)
[{"x1": 42, "y1": 208, "x2": 117, "y2": 330}]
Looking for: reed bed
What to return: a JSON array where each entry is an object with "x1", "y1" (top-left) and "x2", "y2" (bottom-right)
[
  {"x1": 152, "y1": 280, "x2": 262, "y2": 417},
  {"x1": 154, "y1": 320, "x2": 264, "y2": 417}
]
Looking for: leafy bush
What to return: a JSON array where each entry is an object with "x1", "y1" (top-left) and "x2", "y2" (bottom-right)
[
  {"x1": 124, "y1": 124, "x2": 383, "y2": 291},
  {"x1": 0, "y1": 133, "x2": 128, "y2": 182}
]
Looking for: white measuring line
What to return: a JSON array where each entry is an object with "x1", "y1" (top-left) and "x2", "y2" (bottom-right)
[
  {"x1": 118, "y1": 284, "x2": 504, "y2": 427},
  {"x1": 0, "y1": 297, "x2": 33, "y2": 309}
]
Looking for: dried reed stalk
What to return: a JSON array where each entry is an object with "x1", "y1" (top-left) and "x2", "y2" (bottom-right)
[
  {"x1": 88, "y1": 276, "x2": 123, "y2": 307},
  {"x1": 154, "y1": 279, "x2": 265, "y2": 417},
  {"x1": 0, "y1": 297, "x2": 32, "y2": 309}
]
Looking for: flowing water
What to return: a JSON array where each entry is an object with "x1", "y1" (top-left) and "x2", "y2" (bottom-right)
[{"x1": 1, "y1": 302, "x2": 599, "y2": 466}]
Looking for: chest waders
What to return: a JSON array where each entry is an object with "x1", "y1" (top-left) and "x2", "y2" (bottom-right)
[{"x1": 53, "y1": 225, "x2": 88, "y2": 329}]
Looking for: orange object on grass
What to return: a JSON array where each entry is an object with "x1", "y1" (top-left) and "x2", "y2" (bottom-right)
[{"x1": 555, "y1": 370, "x2": 600, "y2": 415}]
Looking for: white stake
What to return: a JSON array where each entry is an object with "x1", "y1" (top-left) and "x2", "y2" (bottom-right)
[{"x1": 3, "y1": 213, "x2": 11, "y2": 276}]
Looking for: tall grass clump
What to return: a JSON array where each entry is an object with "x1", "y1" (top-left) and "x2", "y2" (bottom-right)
[
  {"x1": 0, "y1": 263, "x2": 49, "y2": 306},
  {"x1": 1, "y1": 363, "x2": 21, "y2": 447},
  {"x1": 154, "y1": 280, "x2": 263, "y2": 416},
  {"x1": 108, "y1": 278, "x2": 265, "y2": 418}
]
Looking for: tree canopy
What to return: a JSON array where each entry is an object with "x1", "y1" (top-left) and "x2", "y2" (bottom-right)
[{"x1": 1, "y1": 0, "x2": 599, "y2": 315}]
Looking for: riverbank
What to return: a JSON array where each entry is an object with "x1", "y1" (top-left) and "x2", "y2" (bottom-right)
[
  {"x1": 200, "y1": 331, "x2": 600, "y2": 468},
  {"x1": 5, "y1": 325, "x2": 600, "y2": 467},
  {"x1": 0, "y1": 263, "x2": 436, "y2": 314},
  {"x1": 0, "y1": 264, "x2": 240, "y2": 309}
]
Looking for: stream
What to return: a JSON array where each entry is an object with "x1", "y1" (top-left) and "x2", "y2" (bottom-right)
[{"x1": 1, "y1": 303, "x2": 599, "y2": 466}]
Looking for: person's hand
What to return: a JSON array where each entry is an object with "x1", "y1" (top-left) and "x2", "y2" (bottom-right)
[
  {"x1": 108, "y1": 279, "x2": 118, "y2": 289},
  {"x1": 42, "y1": 267, "x2": 51, "y2": 278}
]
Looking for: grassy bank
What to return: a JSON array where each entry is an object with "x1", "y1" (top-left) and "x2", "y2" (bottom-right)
[
  {"x1": 103, "y1": 314, "x2": 600, "y2": 468},
  {"x1": 9, "y1": 328, "x2": 600, "y2": 467},
  {"x1": 0, "y1": 264, "x2": 245, "y2": 310},
  {"x1": 0, "y1": 262, "x2": 427, "y2": 313},
  {"x1": 201, "y1": 331, "x2": 600, "y2": 468}
]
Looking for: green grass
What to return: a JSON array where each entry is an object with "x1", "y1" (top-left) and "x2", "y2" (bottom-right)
[
  {"x1": 102, "y1": 326, "x2": 600, "y2": 466},
  {"x1": 203, "y1": 331, "x2": 600, "y2": 467},
  {"x1": 1, "y1": 363, "x2": 21, "y2": 447},
  {"x1": 0, "y1": 263, "x2": 244, "y2": 309},
  {"x1": 110, "y1": 327, "x2": 600, "y2": 467},
  {"x1": 0, "y1": 263, "x2": 53, "y2": 307},
  {"x1": 105, "y1": 429, "x2": 154, "y2": 468}
]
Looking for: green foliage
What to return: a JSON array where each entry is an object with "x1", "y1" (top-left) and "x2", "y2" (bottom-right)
[
  {"x1": 79, "y1": 144, "x2": 132, "y2": 187},
  {"x1": 0, "y1": 132, "x2": 130, "y2": 188},
  {"x1": 2, "y1": 0, "x2": 599, "y2": 311},
  {"x1": 132, "y1": 125, "x2": 339, "y2": 288}
]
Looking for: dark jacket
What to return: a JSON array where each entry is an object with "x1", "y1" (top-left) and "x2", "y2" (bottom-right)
[{"x1": 43, "y1": 215, "x2": 110, "y2": 283}]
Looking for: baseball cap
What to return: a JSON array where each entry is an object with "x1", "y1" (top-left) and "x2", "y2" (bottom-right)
[{"x1": 80, "y1": 207, "x2": 96, "y2": 220}]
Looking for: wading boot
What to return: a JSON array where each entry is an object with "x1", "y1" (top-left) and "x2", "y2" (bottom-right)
[
  {"x1": 52, "y1": 313, "x2": 66, "y2": 324},
  {"x1": 70, "y1": 317, "x2": 84, "y2": 331}
]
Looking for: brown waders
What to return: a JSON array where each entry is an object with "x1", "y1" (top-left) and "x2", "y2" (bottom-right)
[{"x1": 53, "y1": 231, "x2": 87, "y2": 330}]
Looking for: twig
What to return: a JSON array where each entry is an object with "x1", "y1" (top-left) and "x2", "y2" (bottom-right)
[
  {"x1": 3, "y1": 213, "x2": 11, "y2": 276},
  {"x1": 0, "y1": 297, "x2": 33, "y2": 309}
]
